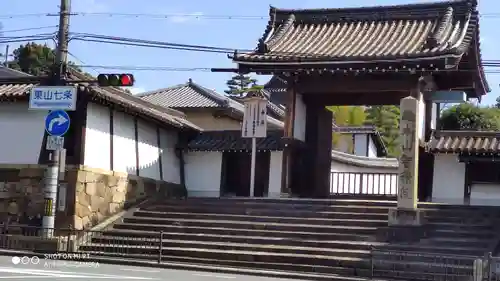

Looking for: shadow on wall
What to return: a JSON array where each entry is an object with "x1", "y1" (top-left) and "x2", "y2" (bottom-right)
[
  {"x1": 72, "y1": 166, "x2": 186, "y2": 230},
  {"x1": 84, "y1": 106, "x2": 181, "y2": 184}
]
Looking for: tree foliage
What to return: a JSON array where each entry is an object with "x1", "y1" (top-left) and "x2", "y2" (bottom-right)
[
  {"x1": 7, "y1": 42, "x2": 83, "y2": 76},
  {"x1": 224, "y1": 74, "x2": 258, "y2": 97},
  {"x1": 440, "y1": 103, "x2": 500, "y2": 131},
  {"x1": 364, "y1": 105, "x2": 401, "y2": 157}
]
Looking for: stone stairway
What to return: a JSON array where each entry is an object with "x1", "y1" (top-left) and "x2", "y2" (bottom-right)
[{"x1": 78, "y1": 198, "x2": 500, "y2": 280}]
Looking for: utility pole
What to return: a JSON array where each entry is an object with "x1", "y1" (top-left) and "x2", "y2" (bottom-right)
[
  {"x1": 42, "y1": 0, "x2": 70, "y2": 238},
  {"x1": 3, "y1": 45, "x2": 8, "y2": 66}
]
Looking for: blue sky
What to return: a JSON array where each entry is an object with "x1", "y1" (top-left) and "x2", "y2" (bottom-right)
[{"x1": 2, "y1": 0, "x2": 499, "y2": 105}]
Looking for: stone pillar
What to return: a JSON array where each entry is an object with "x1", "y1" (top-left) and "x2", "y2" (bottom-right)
[{"x1": 387, "y1": 96, "x2": 425, "y2": 240}]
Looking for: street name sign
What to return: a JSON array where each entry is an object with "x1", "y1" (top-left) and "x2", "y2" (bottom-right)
[
  {"x1": 46, "y1": 136, "x2": 64, "y2": 151},
  {"x1": 29, "y1": 86, "x2": 77, "y2": 111},
  {"x1": 45, "y1": 110, "x2": 70, "y2": 137}
]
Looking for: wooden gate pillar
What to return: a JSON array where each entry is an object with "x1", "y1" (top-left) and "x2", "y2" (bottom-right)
[
  {"x1": 280, "y1": 76, "x2": 297, "y2": 195},
  {"x1": 304, "y1": 102, "x2": 332, "y2": 198}
]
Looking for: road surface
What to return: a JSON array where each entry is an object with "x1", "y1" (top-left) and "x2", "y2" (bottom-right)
[{"x1": 0, "y1": 255, "x2": 296, "y2": 280}]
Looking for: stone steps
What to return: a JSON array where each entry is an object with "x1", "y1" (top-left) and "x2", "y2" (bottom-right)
[
  {"x1": 144, "y1": 203, "x2": 500, "y2": 219},
  {"x1": 129, "y1": 212, "x2": 389, "y2": 227},
  {"x1": 425, "y1": 237, "x2": 491, "y2": 248},
  {"x1": 83, "y1": 239, "x2": 372, "y2": 258},
  {"x1": 79, "y1": 244, "x2": 370, "y2": 268},
  {"x1": 77, "y1": 251, "x2": 374, "y2": 280},
  {"x1": 104, "y1": 227, "x2": 378, "y2": 242},
  {"x1": 77, "y1": 198, "x2": 500, "y2": 280},
  {"x1": 118, "y1": 219, "x2": 381, "y2": 235},
  {"x1": 90, "y1": 235, "x2": 385, "y2": 251},
  {"x1": 134, "y1": 209, "x2": 496, "y2": 225},
  {"x1": 133, "y1": 210, "x2": 388, "y2": 221}
]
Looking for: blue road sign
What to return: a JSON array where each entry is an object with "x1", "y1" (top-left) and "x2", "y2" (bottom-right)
[{"x1": 45, "y1": 110, "x2": 70, "y2": 136}]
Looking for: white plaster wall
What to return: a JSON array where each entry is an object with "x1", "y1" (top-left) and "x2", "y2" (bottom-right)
[
  {"x1": 84, "y1": 103, "x2": 111, "y2": 170},
  {"x1": 418, "y1": 95, "x2": 425, "y2": 142},
  {"x1": 137, "y1": 119, "x2": 161, "y2": 180},
  {"x1": 112, "y1": 110, "x2": 137, "y2": 174},
  {"x1": 336, "y1": 136, "x2": 351, "y2": 154},
  {"x1": 353, "y1": 134, "x2": 367, "y2": 157},
  {"x1": 185, "y1": 151, "x2": 221, "y2": 197},
  {"x1": 159, "y1": 128, "x2": 180, "y2": 184},
  {"x1": 268, "y1": 151, "x2": 283, "y2": 198},
  {"x1": 431, "y1": 103, "x2": 437, "y2": 130},
  {"x1": 367, "y1": 138, "x2": 378, "y2": 158},
  {"x1": 0, "y1": 103, "x2": 46, "y2": 164},
  {"x1": 432, "y1": 154, "x2": 465, "y2": 204},
  {"x1": 330, "y1": 158, "x2": 398, "y2": 195},
  {"x1": 470, "y1": 183, "x2": 500, "y2": 206},
  {"x1": 293, "y1": 94, "x2": 306, "y2": 141}
]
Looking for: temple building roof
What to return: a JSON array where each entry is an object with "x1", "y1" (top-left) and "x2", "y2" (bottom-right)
[
  {"x1": 427, "y1": 130, "x2": 500, "y2": 155},
  {"x1": 232, "y1": 0, "x2": 488, "y2": 95}
]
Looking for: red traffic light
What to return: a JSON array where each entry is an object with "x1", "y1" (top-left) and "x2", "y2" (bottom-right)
[{"x1": 97, "y1": 74, "x2": 135, "y2": 87}]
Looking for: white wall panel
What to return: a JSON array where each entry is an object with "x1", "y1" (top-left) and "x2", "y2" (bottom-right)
[
  {"x1": 84, "y1": 103, "x2": 111, "y2": 170},
  {"x1": 137, "y1": 119, "x2": 161, "y2": 180},
  {"x1": 112, "y1": 110, "x2": 137, "y2": 174},
  {"x1": 159, "y1": 128, "x2": 180, "y2": 184},
  {"x1": 0, "y1": 102, "x2": 46, "y2": 164}
]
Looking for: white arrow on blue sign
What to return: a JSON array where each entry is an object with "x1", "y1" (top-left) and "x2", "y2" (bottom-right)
[{"x1": 45, "y1": 110, "x2": 70, "y2": 137}]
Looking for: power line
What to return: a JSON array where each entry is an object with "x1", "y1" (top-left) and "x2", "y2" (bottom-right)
[
  {"x1": 0, "y1": 11, "x2": 500, "y2": 20},
  {"x1": 0, "y1": 13, "x2": 55, "y2": 19},
  {"x1": 73, "y1": 63, "x2": 500, "y2": 74},
  {"x1": 67, "y1": 51, "x2": 100, "y2": 75},
  {"x1": 2, "y1": 26, "x2": 58, "y2": 33},
  {"x1": 0, "y1": 33, "x2": 57, "y2": 44}
]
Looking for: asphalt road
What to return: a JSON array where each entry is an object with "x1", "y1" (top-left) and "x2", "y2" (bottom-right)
[{"x1": 0, "y1": 255, "x2": 296, "y2": 280}]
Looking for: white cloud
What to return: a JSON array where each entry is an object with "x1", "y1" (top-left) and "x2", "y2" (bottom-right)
[{"x1": 169, "y1": 12, "x2": 204, "y2": 24}]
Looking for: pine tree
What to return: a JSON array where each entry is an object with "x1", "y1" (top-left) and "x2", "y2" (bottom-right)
[
  {"x1": 224, "y1": 74, "x2": 257, "y2": 97},
  {"x1": 364, "y1": 105, "x2": 401, "y2": 157}
]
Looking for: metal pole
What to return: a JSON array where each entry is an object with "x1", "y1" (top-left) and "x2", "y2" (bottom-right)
[
  {"x1": 42, "y1": 0, "x2": 71, "y2": 238},
  {"x1": 250, "y1": 137, "x2": 257, "y2": 197}
]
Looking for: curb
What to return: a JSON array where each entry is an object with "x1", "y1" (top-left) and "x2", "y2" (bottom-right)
[{"x1": 0, "y1": 249, "x2": 370, "y2": 281}]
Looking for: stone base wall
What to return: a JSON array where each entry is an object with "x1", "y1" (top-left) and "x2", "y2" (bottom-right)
[
  {"x1": 0, "y1": 164, "x2": 186, "y2": 231},
  {"x1": 0, "y1": 165, "x2": 76, "y2": 222}
]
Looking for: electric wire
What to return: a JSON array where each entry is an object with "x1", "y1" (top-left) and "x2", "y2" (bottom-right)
[
  {"x1": 1, "y1": 26, "x2": 58, "y2": 33},
  {"x1": 0, "y1": 11, "x2": 499, "y2": 20},
  {"x1": 72, "y1": 64, "x2": 500, "y2": 74}
]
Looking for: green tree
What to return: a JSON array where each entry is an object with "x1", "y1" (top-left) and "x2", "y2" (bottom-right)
[
  {"x1": 365, "y1": 105, "x2": 401, "y2": 157},
  {"x1": 495, "y1": 96, "x2": 500, "y2": 109},
  {"x1": 327, "y1": 106, "x2": 366, "y2": 152},
  {"x1": 225, "y1": 73, "x2": 257, "y2": 97},
  {"x1": 440, "y1": 103, "x2": 500, "y2": 130},
  {"x1": 7, "y1": 42, "x2": 83, "y2": 76}
]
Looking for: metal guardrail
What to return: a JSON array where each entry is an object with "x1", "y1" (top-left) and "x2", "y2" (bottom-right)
[
  {"x1": 0, "y1": 223, "x2": 497, "y2": 281},
  {"x1": 370, "y1": 247, "x2": 497, "y2": 281}
]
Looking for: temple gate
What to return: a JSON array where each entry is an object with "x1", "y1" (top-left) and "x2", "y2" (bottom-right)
[{"x1": 230, "y1": 0, "x2": 488, "y2": 230}]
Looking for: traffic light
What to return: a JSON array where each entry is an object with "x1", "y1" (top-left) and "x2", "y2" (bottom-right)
[{"x1": 97, "y1": 74, "x2": 135, "y2": 87}]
